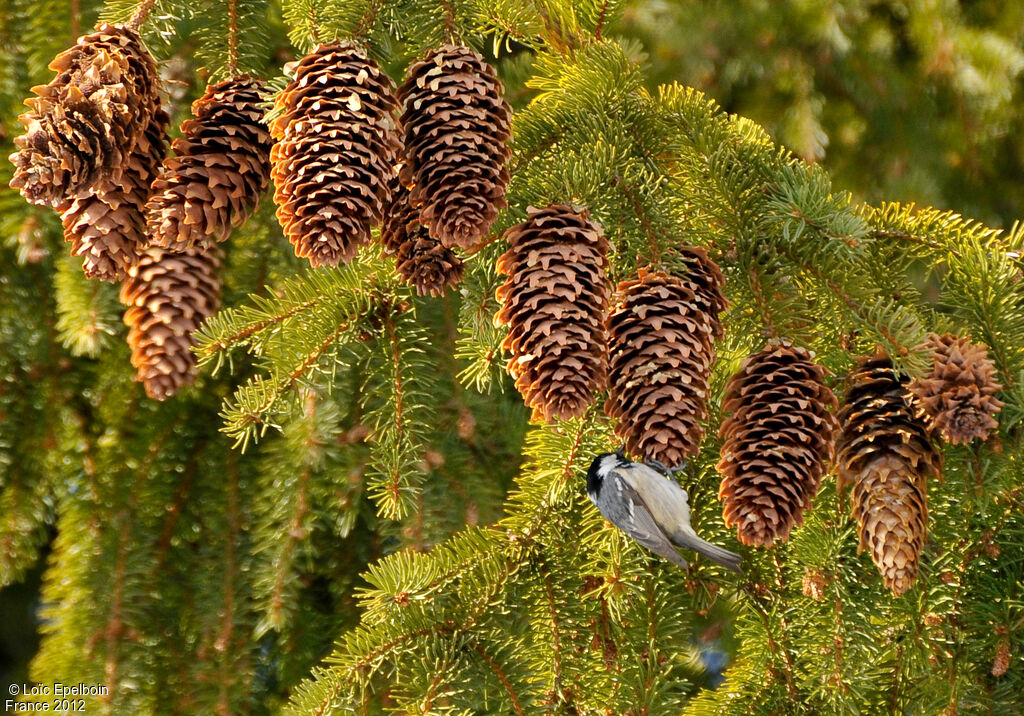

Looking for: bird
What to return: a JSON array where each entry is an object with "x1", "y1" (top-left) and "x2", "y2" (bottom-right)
[{"x1": 586, "y1": 448, "x2": 742, "y2": 573}]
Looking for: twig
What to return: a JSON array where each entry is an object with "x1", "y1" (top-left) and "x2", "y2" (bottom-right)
[
  {"x1": 614, "y1": 173, "x2": 663, "y2": 266},
  {"x1": 127, "y1": 0, "x2": 158, "y2": 31},
  {"x1": 440, "y1": 0, "x2": 457, "y2": 43},
  {"x1": 351, "y1": 0, "x2": 383, "y2": 43},
  {"x1": 226, "y1": 0, "x2": 239, "y2": 75},
  {"x1": 594, "y1": 0, "x2": 610, "y2": 40}
]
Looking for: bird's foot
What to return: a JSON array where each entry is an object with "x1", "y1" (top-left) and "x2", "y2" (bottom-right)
[{"x1": 646, "y1": 459, "x2": 685, "y2": 477}]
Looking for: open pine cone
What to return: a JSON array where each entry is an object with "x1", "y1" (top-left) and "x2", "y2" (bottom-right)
[
  {"x1": 397, "y1": 44, "x2": 511, "y2": 249},
  {"x1": 496, "y1": 204, "x2": 609, "y2": 422},
  {"x1": 270, "y1": 42, "x2": 399, "y2": 267},
  {"x1": 718, "y1": 341, "x2": 838, "y2": 547},
  {"x1": 58, "y1": 105, "x2": 169, "y2": 281},
  {"x1": 121, "y1": 244, "x2": 223, "y2": 400},
  {"x1": 837, "y1": 350, "x2": 940, "y2": 596},
  {"x1": 909, "y1": 333, "x2": 1003, "y2": 444},
  {"x1": 147, "y1": 75, "x2": 272, "y2": 250},
  {"x1": 10, "y1": 24, "x2": 160, "y2": 206},
  {"x1": 382, "y1": 182, "x2": 463, "y2": 296},
  {"x1": 606, "y1": 255, "x2": 726, "y2": 467}
]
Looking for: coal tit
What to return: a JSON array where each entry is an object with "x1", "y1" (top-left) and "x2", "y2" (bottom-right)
[{"x1": 586, "y1": 449, "x2": 742, "y2": 572}]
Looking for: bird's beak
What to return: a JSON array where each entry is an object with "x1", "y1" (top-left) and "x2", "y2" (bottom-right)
[{"x1": 615, "y1": 444, "x2": 626, "y2": 458}]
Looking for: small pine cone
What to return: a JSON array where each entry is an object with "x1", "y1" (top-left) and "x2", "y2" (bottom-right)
[
  {"x1": 606, "y1": 259, "x2": 726, "y2": 467},
  {"x1": 121, "y1": 244, "x2": 223, "y2": 400},
  {"x1": 495, "y1": 205, "x2": 609, "y2": 422},
  {"x1": 146, "y1": 76, "x2": 272, "y2": 250},
  {"x1": 58, "y1": 105, "x2": 169, "y2": 281},
  {"x1": 382, "y1": 183, "x2": 463, "y2": 296},
  {"x1": 10, "y1": 24, "x2": 159, "y2": 205},
  {"x1": 270, "y1": 42, "x2": 399, "y2": 267},
  {"x1": 397, "y1": 44, "x2": 511, "y2": 249},
  {"x1": 837, "y1": 350, "x2": 941, "y2": 596},
  {"x1": 910, "y1": 333, "x2": 1003, "y2": 444},
  {"x1": 718, "y1": 341, "x2": 838, "y2": 547}
]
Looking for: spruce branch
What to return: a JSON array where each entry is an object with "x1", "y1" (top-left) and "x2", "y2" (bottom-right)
[{"x1": 127, "y1": 0, "x2": 159, "y2": 30}]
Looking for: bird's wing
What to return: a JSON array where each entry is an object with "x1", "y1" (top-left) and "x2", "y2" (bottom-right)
[
  {"x1": 610, "y1": 475, "x2": 689, "y2": 569},
  {"x1": 619, "y1": 464, "x2": 743, "y2": 573},
  {"x1": 618, "y1": 462, "x2": 692, "y2": 530}
]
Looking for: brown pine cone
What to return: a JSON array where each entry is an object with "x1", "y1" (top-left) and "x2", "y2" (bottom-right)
[
  {"x1": 58, "y1": 105, "x2": 169, "y2": 281},
  {"x1": 495, "y1": 205, "x2": 609, "y2": 422},
  {"x1": 670, "y1": 246, "x2": 728, "y2": 337},
  {"x1": 910, "y1": 333, "x2": 1003, "y2": 444},
  {"x1": 837, "y1": 350, "x2": 941, "y2": 596},
  {"x1": 120, "y1": 244, "x2": 223, "y2": 400},
  {"x1": 718, "y1": 341, "x2": 838, "y2": 547},
  {"x1": 606, "y1": 258, "x2": 726, "y2": 467},
  {"x1": 382, "y1": 183, "x2": 463, "y2": 296},
  {"x1": 270, "y1": 42, "x2": 399, "y2": 267},
  {"x1": 397, "y1": 44, "x2": 511, "y2": 249},
  {"x1": 146, "y1": 76, "x2": 272, "y2": 250},
  {"x1": 10, "y1": 24, "x2": 159, "y2": 206}
]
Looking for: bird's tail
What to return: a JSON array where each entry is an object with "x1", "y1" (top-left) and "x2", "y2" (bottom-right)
[{"x1": 673, "y1": 532, "x2": 743, "y2": 573}]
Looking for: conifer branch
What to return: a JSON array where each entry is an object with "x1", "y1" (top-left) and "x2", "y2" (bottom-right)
[
  {"x1": 594, "y1": 0, "x2": 610, "y2": 39},
  {"x1": 470, "y1": 639, "x2": 527, "y2": 716},
  {"x1": 226, "y1": 0, "x2": 239, "y2": 75},
  {"x1": 350, "y1": 0, "x2": 383, "y2": 42},
  {"x1": 127, "y1": 0, "x2": 158, "y2": 30},
  {"x1": 613, "y1": 172, "x2": 662, "y2": 267},
  {"x1": 271, "y1": 460, "x2": 310, "y2": 626},
  {"x1": 151, "y1": 453, "x2": 200, "y2": 577}
]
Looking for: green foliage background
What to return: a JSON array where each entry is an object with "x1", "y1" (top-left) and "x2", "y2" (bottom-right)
[{"x1": 0, "y1": 1, "x2": 1022, "y2": 714}]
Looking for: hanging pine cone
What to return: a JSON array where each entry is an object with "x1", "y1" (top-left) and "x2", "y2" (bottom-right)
[
  {"x1": 669, "y1": 246, "x2": 728, "y2": 335},
  {"x1": 909, "y1": 333, "x2": 1003, "y2": 445},
  {"x1": 270, "y1": 42, "x2": 399, "y2": 267},
  {"x1": 495, "y1": 205, "x2": 609, "y2": 422},
  {"x1": 146, "y1": 75, "x2": 272, "y2": 250},
  {"x1": 397, "y1": 44, "x2": 511, "y2": 249},
  {"x1": 718, "y1": 341, "x2": 838, "y2": 547},
  {"x1": 606, "y1": 255, "x2": 726, "y2": 467},
  {"x1": 57, "y1": 105, "x2": 169, "y2": 281},
  {"x1": 121, "y1": 244, "x2": 223, "y2": 400},
  {"x1": 10, "y1": 24, "x2": 159, "y2": 206},
  {"x1": 837, "y1": 350, "x2": 941, "y2": 596},
  {"x1": 381, "y1": 182, "x2": 463, "y2": 296}
]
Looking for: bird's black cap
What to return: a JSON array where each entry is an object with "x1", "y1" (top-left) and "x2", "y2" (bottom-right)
[{"x1": 587, "y1": 449, "x2": 630, "y2": 498}]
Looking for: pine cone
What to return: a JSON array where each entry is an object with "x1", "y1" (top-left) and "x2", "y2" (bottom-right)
[
  {"x1": 147, "y1": 76, "x2": 272, "y2": 250},
  {"x1": 837, "y1": 350, "x2": 941, "y2": 596},
  {"x1": 58, "y1": 105, "x2": 169, "y2": 281},
  {"x1": 495, "y1": 205, "x2": 609, "y2": 422},
  {"x1": 270, "y1": 42, "x2": 399, "y2": 267},
  {"x1": 670, "y1": 246, "x2": 728, "y2": 337},
  {"x1": 606, "y1": 257, "x2": 726, "y2": 467},
  {"x1": 120, "y1": 244, "x2": 223, "y2": 400},
  {"x1": 10, "y1": 24, "x2": 159, "y2": 206},
  {"x1": 910, "y1": 333, "x2": 1003, "y2": 444},
  {"x1": 382, "y1": 182, "x2": 463, "y2": 296},
  {"x1": 397, "y1": 44, "x2": 511, "y2": 249},
  {"x1": 718, "y1": 341, "x2": 838, "y2": 547}
]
